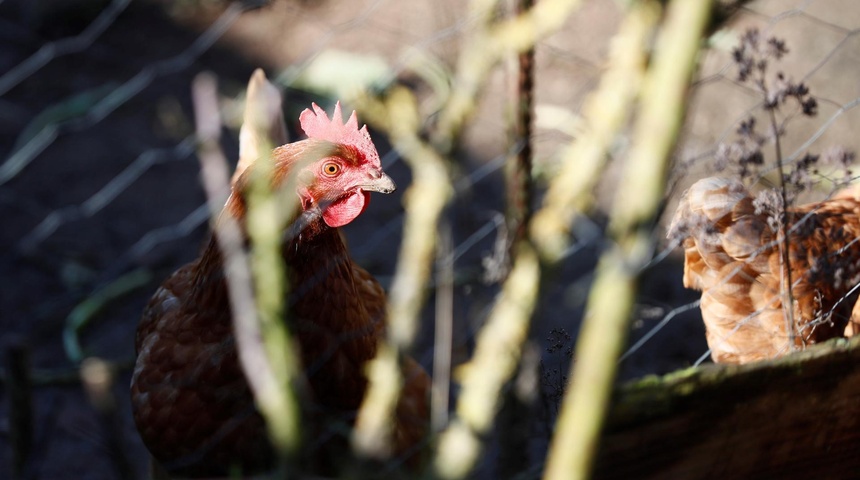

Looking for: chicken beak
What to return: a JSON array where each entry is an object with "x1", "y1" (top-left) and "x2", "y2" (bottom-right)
[{"x1": 361, "y1": 171, "x2": 396, "y2": 194}]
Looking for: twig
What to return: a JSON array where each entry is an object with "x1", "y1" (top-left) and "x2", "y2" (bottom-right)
[
  {"x1": 505, "y1": 0, "x2": 536, "y2": 266},
  {"x1": 767, "y1": 105, "x2": 798, "y2": 349},
  {"x1": 431, "y1": 1, "x2": 659, "y2": 476},
  {"x1": 242, "y1": 71, "x2": 306, "y2": 462},
  {"x1": 434, "y1": 0, "x2": 583, "y2": 151},
  {"x1": 544, "y1": 1, "x2": 714, "y2": 479},
  {"x1": 191, "y1": 71, "x2": 302, "y2": 461},
  {"x1": 744, "y1": 47, "x2": 799, "y2": 351},
  {"x1": 352, "y1": 86, "x2": 452, "y2": 459},
  {"x1": 530, "y1": 0, "x2": 658, "y2": 263},
  {"x1": 432, "y1": 221, "x2": 455, "y2": 433},
  {"x1": 434, "y1": 243, "x2": 541, "y2": 479}
]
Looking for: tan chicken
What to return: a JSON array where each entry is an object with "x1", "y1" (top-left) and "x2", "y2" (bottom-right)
[
  {"x1": 669, "y1": 177, "x2": 860, "y2": 364},
  {"x1": 131, "y1": 72, "x2": 429, "y2": 476}
]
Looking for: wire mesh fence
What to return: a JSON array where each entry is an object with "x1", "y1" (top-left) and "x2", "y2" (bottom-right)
[{"x1": 1, "y1": 0, "x2": 859, "y2": 478}]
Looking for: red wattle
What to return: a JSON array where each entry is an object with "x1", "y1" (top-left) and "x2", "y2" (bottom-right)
[{"x1": 322, "y1": 191, "x2": 370, "y2": 227}]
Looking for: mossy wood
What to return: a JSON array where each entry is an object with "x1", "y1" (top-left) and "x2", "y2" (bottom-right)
[{"x1": 594, "y1": 336, "x2": 860, "y2": 479}]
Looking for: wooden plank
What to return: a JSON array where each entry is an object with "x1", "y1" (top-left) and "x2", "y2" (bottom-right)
[{"x1": 594, "y1": 336, "x2": 860, "y2": 479}]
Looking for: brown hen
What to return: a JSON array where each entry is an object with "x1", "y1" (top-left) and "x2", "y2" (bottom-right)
[
  {"x1": 669, "y1": 177, "x2": 860, "y2": 364},
  {"x1": 131, "y1": 73, "x2": 429, "y2": 476}
]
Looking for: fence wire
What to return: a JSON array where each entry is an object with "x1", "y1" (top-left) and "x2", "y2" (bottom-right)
[{"x1": 1, "y1": 0, "x2": 859, "y2": 478}]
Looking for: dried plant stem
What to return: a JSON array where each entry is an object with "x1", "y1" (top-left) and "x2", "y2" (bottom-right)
[
  {"x1": 768, "y1": 106, "x2": 798, "y2": 349},
  {"x1": 434, "y1": 243, "x2": 541, "y2": 479},
  {"x1": 353, "y1": 86, "x2": 452, "y2": 457},
  {"x1": 192, "y1": 72, "x2": 301, "y2": 460},
  {"x1": 544, "y1": 1, "x2": 713, "y2": 479},
  {"x1": 505, "y1": 0, "x2": 536, "y2": 261},
  {"x1": 749, "y1": 56, "x2": 798, "y2": 350},
  {"x1": 432, "y1": 221, "x2": 455, "y2": 432}
]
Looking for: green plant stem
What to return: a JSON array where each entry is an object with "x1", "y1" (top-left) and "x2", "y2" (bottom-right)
[
  {"x1": 245, "y1": 149, "x2": 304, "y2": 458},
  {"x1": 543, "y1": 1, "x2": 714, "y2": 479},
  {"x1": 530, "y1": 1, "x2": 658, "y2": 263},
  {"x1": 430, "y1": 3, "x2": 661, "y2": 477},
  {"x1": 434, "y1": 0, "x2": 583, "y2": 151},
  {"x1": 352, "y1": 87, "x2": 453, "y2": 458},
  {"x1": 192, "y1": 71, "x2": 302, "y2": 461},
  {"x1": 434, "y1": 243, "x2": 541, "y2": 479}
]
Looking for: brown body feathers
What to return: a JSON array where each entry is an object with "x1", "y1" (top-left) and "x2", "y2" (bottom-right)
[{"x1": 670, "y1": 177, "x2": 860, "y2": 364}]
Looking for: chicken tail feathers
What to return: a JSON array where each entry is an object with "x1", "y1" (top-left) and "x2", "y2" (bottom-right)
[{"x1": 236, "y1": 69, "x2": 288, "y2": 185}]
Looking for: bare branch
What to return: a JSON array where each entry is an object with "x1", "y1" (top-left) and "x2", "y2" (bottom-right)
[
  {"x1": 191, "y1": 71, "x2": 302, "y2": 459},
  {"x1": 545, "y1": 1, "x2": 714, "y2": 478}
]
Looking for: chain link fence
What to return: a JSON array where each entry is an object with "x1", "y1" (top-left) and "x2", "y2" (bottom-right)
[{"x1": 1, "y1": 0, "x2": 858, "y2": 478}]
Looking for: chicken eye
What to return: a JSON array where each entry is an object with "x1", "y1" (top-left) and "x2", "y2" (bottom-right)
[{"x1": 322, "y1": 162, "x2": 340, "y2": 177}]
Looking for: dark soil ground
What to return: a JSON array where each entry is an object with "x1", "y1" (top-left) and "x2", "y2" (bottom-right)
[{"x1": 0, "y1": 2, "x2": 706, "y2": 479}]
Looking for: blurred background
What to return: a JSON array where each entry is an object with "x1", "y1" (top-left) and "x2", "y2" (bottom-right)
[{"x1": 1, "y1": 0, "x2": 858, "y2": 478}]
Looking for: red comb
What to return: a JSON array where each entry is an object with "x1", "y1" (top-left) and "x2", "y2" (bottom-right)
[{"x1": 299, "y1": 101, "x2": 381, "y2": 167}]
